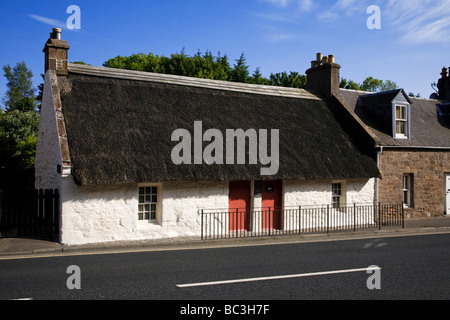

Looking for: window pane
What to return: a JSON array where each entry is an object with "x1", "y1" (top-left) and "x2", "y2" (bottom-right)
[
  {"x1": 401, "y1": 107, "x2": 407, "y2": 120},
  {"x1": 396, "y1": 121, "x2": 406, "y2": 134},
  {"x1": 332, "y1": 183, "x2": 343, "y2": 208},
  {"x1": 138, "y1": 186, "x2": 158, "y2": 221},
  {"x1": 396, "y1": 106, "x2": 407, "y2": 120},
  {"x1": 332, "y1": 183, "x2": 341, "y2": 195}
]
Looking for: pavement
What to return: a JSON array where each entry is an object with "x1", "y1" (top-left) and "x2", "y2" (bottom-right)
[{"x1": 1, "y1": 216, "x2": 450, "y2": 258}]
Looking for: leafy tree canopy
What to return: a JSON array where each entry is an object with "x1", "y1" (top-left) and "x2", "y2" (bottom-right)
[
  {"x1": 0, "y1": 62, "x2": 39, "y2": 172},
  {"x1": 2, "y1": 62, "x2": 37, "y2": 112},
  {"x1": 104, "y1": 50, "x2": 307, "y2": 88},
  {"x1": 104, "y1": 50, "x2": 403, "y2": 94},
  {"x1": 340, "y1": 76, "x2": 400, "y2": 93}
]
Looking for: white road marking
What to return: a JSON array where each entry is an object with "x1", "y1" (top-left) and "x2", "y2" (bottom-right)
[{"x1": 177, "y1": 266, "x2": 381, "y2": 288}]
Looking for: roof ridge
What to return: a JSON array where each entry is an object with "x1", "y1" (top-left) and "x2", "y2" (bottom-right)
[{"x1": 67, "y1": 63, "x2": 322, "y2": 101}]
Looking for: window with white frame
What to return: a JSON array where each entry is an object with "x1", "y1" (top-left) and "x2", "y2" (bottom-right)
[
  {"x1": 138, "y1": 186, "x2": 159, "y2": 221},
  {"x1": 332, "y1": 182, "x2": 345, "y2": 208},
  {"x1": 402, "y1": 174, "x2": 413, "y2": 208},
  {"x1": 395, "y1": 104, "x2": 409, "y2": 139}
]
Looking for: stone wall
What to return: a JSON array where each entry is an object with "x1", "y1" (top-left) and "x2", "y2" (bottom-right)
[{"x1": 378, "y1": 149, "x2": 450, "y2": 217}]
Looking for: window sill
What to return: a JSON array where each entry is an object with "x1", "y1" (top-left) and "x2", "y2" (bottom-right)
[
  {"x1": 137, "y1": 220, "x2": 160, "y2": 228},
  {"x1": 394, "y1": 135, "x2": 409, "y2": 140}
]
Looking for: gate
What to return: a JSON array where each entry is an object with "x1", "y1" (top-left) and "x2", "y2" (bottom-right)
[{"x1": 0, "y1": 189, "x2": 60, "y2": 240}]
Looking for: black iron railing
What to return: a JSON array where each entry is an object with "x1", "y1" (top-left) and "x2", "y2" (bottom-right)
[{"x1": 200, "y1": 203, "x2": 404, "y2": 240}]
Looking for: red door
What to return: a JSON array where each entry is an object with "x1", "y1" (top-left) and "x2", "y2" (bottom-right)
[
  {"x1": 261, "y1": 180, "x2": 282, "y2": 230},
  {"x1": 228, "y1": 181, "x2": 251, "y2": 231}
]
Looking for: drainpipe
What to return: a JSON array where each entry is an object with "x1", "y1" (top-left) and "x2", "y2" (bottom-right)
[{"x1": 376, "y1": 146, "x2": 383, "y2": 205}]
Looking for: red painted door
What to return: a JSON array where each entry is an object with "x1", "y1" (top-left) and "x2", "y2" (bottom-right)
[
  {"x1": 261, "y1": 180, "x2": 282, "y2": 230},
  {"x1": 228, "y1": 181, "x2": 251, "y2": 231}
]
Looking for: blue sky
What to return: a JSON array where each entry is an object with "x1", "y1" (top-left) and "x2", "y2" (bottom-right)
[{"x1": 1, "y1": 0, "x2": 450, "y2": 104}]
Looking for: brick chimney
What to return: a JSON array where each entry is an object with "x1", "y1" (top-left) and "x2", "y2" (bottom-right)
[
  {"x1": 437, "y1": 67, "x2": 450, "y2": 101},
  {"x1": 43, "y1": 28, "x2": 70, "y2": 76},
  {"x1": 306, "y1": 53, "x2": 341, "y2": 98}
]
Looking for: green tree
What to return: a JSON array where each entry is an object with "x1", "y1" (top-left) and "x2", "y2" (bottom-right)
[
  {"x1": 104, "y1": 50, "x2": 234, "y2": 81},
  {"x1": 0, "y1": 62, "x2": 39, "y2": 172},
  {"x1": 2, "y1": 62, "x2": 37, "y2": 112},
  {"x1": 360, "y1": 76, "x2": 399, "y2": 92},
  {"x1": 340, "y1": 76, "x2": 399, "y2": 93},
  {"x1": 104, "y1": 50, "x2": 404, "y2": 94},
  {"x1": 0, "y1": 109, "x2": 39, "y2": 170},
  {"x1": 269, "y1": 71, "x2": 307, "y2": 89},
  {"x1": 408, "y1": 92, "x2": 421, "y2": 98},
  {"x1": 340, "y1": 78, "x2": 362, "y2": 90},
  {"x1": 250, "y1": 67, "x2": 270, "y2": 85},
  {"x1": 230, "y1": 53, "x2": 249, "y2": 83}
]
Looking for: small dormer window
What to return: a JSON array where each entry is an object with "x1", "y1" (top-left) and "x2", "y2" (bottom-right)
[{"x1": 394, "y1": 104, "x2": 410, "y2": 139}]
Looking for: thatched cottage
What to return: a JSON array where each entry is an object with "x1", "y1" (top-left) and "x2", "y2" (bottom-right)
[{"x1": 36, "y1": 29, "x2": 381, "y2": 245}]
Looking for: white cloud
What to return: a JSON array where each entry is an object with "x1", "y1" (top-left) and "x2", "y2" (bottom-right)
[
  {"x1": 298, "y1": 0, "x2": 314, "y2": 12},
  {"x1": 254, "y1": 12, "x2": 297, "y2": 23},
  {"x1": 28, "y1": 14, "x2": 67, "y2": 30},
  {"x1": 266, "y1": 32, "x2": 299, "y2": 43},
  {"x1": 317, "y1": 0, "x2": 369, "y2": 21},
  {"x1": 257, "y1": 0, "x2": 450, "y2": 45},
  {"x1": 260, "y1": 0, "x2": 292, "y2": 8},
  {"x1": 311, "y1": 0, "x2": 450, "y2": 44},
  {"x1": 385, "y1": 0, "x2": 450, "y2": 44},
  {"x1": 260, "y1": 0, "x2": 314, "y2": 11}
]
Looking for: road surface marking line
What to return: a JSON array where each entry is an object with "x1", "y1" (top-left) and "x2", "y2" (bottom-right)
[{"x1": 176, "y1": 266, "x2": 381, "y2": 288}]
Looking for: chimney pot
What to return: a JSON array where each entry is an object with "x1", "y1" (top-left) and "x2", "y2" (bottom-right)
[
  {"x1": 52, "y1": 28, "x2": 62, "y2": 40},
  {"x1": 328, "y1": 55, "x2": 335, "y2": 64},
  {"x1": 441, "y1": 67, "x2": 448, "y2": 79},
  {"x1": 316, "y1": 53, "x2": 323, "y2": 64}
]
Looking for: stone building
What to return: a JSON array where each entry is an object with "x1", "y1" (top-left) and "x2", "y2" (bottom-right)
[{"x1": 340, "y1": 80, "x2": 450, "y2": 217}]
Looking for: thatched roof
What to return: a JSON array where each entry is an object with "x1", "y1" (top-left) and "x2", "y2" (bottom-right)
[{"x1": 58, "y1": 64, "x2": 380, "y2": 186}]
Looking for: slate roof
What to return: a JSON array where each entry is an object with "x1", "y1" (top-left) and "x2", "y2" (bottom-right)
[
  {"x1": 54, "y1": 64, "x2": 380, "y2": 186},
  {"x1": 340, "y1": 88, "x2": 450, "y2": 148}
]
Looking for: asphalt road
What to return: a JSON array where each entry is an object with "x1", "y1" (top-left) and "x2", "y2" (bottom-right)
[{"x1": 0, "y1": 233, "x2": 449, "y2": 304}]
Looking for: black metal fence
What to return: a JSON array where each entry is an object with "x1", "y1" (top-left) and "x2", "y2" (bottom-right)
[
  {"x1": 200, "y1": 203, "x2": 404, "y2": 240},
  {"x1": 0, "y1": 189, "x2": 60, "y2": 240}
]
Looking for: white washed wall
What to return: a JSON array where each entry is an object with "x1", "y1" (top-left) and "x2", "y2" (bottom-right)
[
  {"x1": 283, "y1": 178, "x2": 375, "y2": 207},
  {"x1": 60, "y1": 178, "x2": 375, "y2": 245},
  {"x1": 283, "y1": 178, "x2": 376, "y2": 231},
  {"x1": 60, "y1": 178, "x2": 229, "y2": 245}
]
